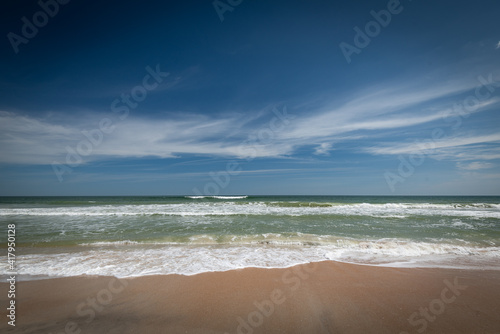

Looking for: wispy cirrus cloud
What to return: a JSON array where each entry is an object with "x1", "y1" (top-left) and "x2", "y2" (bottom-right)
[
  {"x1": 314, "y1": 143, "x2": 333, "y2": 155},
  {"x1": 0, "y1": 73, "x2": 498, "y2": 168},
  {"x1": 0, "y1": 108, "x2": 295, "y2": 165},
  {"x1": 457, "y1": 161, "x2": 494, "y2": 170},
  {"x1": 280, "y1": 78, "x2": 479, "y2": 141},
  {"x1": 366, "y1": 133, "x2": 500, "y2": 156}
]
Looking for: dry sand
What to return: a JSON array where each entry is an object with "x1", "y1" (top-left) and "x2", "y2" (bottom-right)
[{"x1": 1, "y1": 261, "x2": 500, "y2": 333}]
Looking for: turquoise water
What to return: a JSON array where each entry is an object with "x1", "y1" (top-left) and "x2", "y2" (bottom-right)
[{"x1": 1, "y1": 196, "x2": 499, "y2": 279}]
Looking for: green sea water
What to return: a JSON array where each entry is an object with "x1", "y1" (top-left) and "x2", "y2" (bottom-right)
[{"x1": 1, "y1": 196, "x2": 499, "y2": 279}]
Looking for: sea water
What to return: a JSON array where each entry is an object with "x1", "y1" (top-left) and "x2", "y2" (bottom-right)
[{"x1": 1, "y1": 195, "x2": 499, "y2": 280}]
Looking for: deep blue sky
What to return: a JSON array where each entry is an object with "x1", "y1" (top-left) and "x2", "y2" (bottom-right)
[{"x1": 0, "y1": 0, "x2": 499, "y2": 195}]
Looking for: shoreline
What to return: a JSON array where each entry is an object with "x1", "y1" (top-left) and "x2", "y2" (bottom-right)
[
  {"x1": 10, "y1": 241, "x2": 500, "y2": 279},
  {"x1": 7, "y1": 258, "x2": 500, "y2": 282},
  {"x1": 2, "y1": 260, "x2": 500, "y2": 333}
]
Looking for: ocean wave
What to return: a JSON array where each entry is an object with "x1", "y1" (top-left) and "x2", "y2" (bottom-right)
[
  {"x1": 184, "y1": 195, "x2": 248, "y2": 199},
  {"x1": 3, "y1": 239, "x2": 499, "y2": 279},
  {"x1": 2, "y1": 201, "x2": 498, "y2": 219},
  {"x1": 80, "y1": 236, "x2": 497, "y2": 252},
  {"x1": 77, "y1": 233, "x2": 336, "y2": 247},
  {"x1": 72, "y1": 233, "x2": 500, "y2": 251},
  {"x1": 1, "y1": 246, "x2": 324, "y2": 279},
  {"x1": 323, "y1": 240, "x2": 500, "y2": 269},
  {"x1": 79, "y1": 240, "x2": 140, "y2": 246}
]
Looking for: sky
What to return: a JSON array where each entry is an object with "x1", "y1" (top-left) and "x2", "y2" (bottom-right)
[{"x1": 0, "y1": 0, "x2": 499, "y2": 196}]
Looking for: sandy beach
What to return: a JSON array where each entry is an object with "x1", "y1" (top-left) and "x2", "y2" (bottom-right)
[{"x1": 2, "y1": 261, "x2": 500, "y2": 334}]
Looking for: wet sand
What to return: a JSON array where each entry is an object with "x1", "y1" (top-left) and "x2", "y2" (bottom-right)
[{"x1": 2, "y1": 261, "x2": 500, "y2": 333}]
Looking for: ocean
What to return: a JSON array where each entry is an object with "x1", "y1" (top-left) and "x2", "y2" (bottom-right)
[{"x1": 1, "y1": 195, "x2": 499, "y2": 280}]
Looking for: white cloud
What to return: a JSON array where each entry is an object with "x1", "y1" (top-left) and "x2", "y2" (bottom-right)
[
  {"x1": 496, "y1": 41, "x2": 500, "y2": 49},
  {"x1": 432, "y1": 146, "x2": 500, "y2": 162},
  {"x1": 457, "y1": 161, "x2": 494, "y2": 170},
  {"x1": 314, "y1": 143, "x2": 333, "y2": 155},
  {"x1": 281, "y1": 79, "x2": 476, "y2": 141},
  {"x1": 0, "y1": 73, "x2": 497, "y2": 166},
  {"x1": 367, "y1": 133, "x2": 500, "y2": 175},
  {"x1": 0, "y1": 109, "x2": 296, "y2": 165},
  {"x1": 0, "y1": 111, "x2": 78, "y2": 164},
  {"x1": 366, "y1": 133, "x2": 500, "y2": 156}
]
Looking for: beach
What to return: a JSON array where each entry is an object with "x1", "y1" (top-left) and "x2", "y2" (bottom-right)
[
  {"x1": 1, "y1": 196, "x2": 500, "y2": 332},
  {"x1": 2, "y1": 0, "x2": 499, "y2": 331},
  {"x1": 2, "y1": 261, "x2": 500, "y2": 333},
  {"x1": 1, "y1": 196, "x2": 500, "y2": 279}
]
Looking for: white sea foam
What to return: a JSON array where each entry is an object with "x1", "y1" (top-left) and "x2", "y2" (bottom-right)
[
  {"x1": 3, "y1": 240, "x2": 499, "y2": 280},
  {"x1": 1, "y1": 201, "x2": 499, "y2": 218},
  {"x1": 2, "y1": 246, "x2": 325, "y2": 279},
  {"x1": 79, "y1": 240, "x2": 140, "y2": 246},
  {"x1": 2, "y1": 197, "x2": 498, "y2": 281},
  {"x1": 323, "y1": 239, "x2": 500, "y2": 269},
  {"x1": 185, "y1": 195, "x2": 248, "y2": 199}
]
